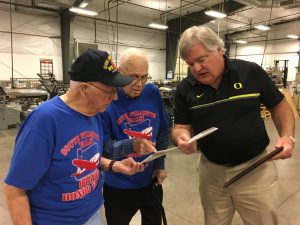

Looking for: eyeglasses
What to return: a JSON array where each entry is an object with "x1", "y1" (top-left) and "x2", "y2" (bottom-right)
[
  {"x1": 130, "y1": 74, "x2": 150, "y2": 83},
  {"x1": 86, "y1": 82, "x2": 118, "y2": 99}
]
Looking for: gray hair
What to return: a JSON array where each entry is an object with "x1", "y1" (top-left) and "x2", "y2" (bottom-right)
[
  {"x1": 119, "y1": 48, "x2": 148, "y2": 69},
  {"x1": 178, "y1": 26, "x2": 226, "y2": 59}
]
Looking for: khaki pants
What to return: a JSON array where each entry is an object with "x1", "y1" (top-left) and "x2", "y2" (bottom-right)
[{"x1": 198, "y1": 150, "x2": 278, "y2": 225}]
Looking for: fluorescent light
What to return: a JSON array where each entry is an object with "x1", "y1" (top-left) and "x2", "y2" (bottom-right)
[
  {"x1": 204, "y1": 10, "x2": 227, "y2": 19},
  {"x1": 148, "y1": 23, "x2": 168, "y2": 30},
  {"x1": 255, "y1": 25, "x2": 270, "y2": 31},
  {"x1": 287, "y1": 34, "x2": 299, "y2": 39},
  {"x1": 69, "y1": 7, "x2": 98, "y2": 16},
  {"x1": 236, "y1": 40, "x2": 247, "y2": 44},
  {"x1": 79, "y1": 2, "x2": 88, "y2": 8}
]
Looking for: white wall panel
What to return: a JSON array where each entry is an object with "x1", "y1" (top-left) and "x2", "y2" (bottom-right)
[
  {"x1": 0, "y1": 53, "x2": 12, "y2": 80},
  {"x1": 0, "y1": 10, "x2": 10, "y2": 31},
  {"x1": 74, "y1": 18, "x2": 166, "y2": 80},
  {"x1": 0, "y1": 10, "x2": 62, "y2": 80},
  {"x1": 0, "y1": 53, "x2": 62, "y2": 80},
  {"x1": 11, "y1": 12, "x2": 60, "y2": 36},
  {"x1": 229, "y1": 21, "x2": 300, "y2": 81}
]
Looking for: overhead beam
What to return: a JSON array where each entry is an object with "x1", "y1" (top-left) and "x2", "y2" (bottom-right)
[
  {"x1": 166, "y1": 0, "x2": 246, "y2": 76},
  {"x1": 60, "y1": 9, "x2": 75, "y2": 83}
]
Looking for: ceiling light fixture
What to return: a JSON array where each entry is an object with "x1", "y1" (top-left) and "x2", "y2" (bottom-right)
[
  {"x1": 79, "y1": 2, "x2": 88, "y2": 8},
  {"x1": 236, "y1": 40, "x2": 247, "y2": 44},
  {"x1": 69, "y1": 7, "x2": 98, "y2": 16},
  {"x1": 148, "y1": 23, "x2": 168, "y2": 30},
  {"x1": 286, "y1": 34, "x2": 299, "y2": 39},
  {"x1": 254, "y1": 25, "x2": 270, "y2": 31},
  {"x1": 204, "y1": 10, "x2": 227, "y2": 19}
]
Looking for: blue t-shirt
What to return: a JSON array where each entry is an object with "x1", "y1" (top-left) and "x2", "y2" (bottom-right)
[
  {"x1": 101, "y1": 83, "x2": 169, "y2": 189},
  {"x1": 5, "y1": 96, "x2": 104, "y2": 225}
]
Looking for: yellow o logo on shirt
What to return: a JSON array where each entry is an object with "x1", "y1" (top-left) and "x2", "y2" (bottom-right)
[{"x1": 234, "y1": 83, "x2": 243, "y2": 89}]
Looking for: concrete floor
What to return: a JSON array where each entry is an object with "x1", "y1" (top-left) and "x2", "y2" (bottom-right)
[{"x1": 0, "y1": 119, "x2": 299, "y2": 225}]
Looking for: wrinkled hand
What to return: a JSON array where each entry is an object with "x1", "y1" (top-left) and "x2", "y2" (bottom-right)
[
  {"x1": 133, "y1": 138, "x2": 157, "y2": 155},
  {"x1": 113, "y1": 157, "x2": 145, "y2": 175},
  {"x1": 272, "y1": 136, "x2": 294, "y2": 160},
  {"x1": 177, "y1": 134, "x2": 197, "y2": 155},
  {"x1": 153, "y1": 169, "x2": 167, "y2": 186}
]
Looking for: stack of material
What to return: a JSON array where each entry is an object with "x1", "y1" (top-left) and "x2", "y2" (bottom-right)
[
  {"x1": 260, "y1": 104, "x2": 271, "y2": 119},
  {"x1": 260, "y1": 89, "x2": 299, "y2": 120}
]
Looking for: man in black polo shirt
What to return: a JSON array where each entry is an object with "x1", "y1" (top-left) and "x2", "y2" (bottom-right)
[{"x1": 171, "y1": 25, "x2": 295, "y2": 225}]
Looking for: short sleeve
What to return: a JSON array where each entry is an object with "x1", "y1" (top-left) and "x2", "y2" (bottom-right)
[
  {"x1": 254, "y1": 65, "x2": 284, "y2": 108},
  {"x1": 5, "y1": 127, "x2": 52, "y2": 190}
]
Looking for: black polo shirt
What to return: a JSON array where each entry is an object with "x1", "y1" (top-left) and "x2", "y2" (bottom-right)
[{"x1": 174, "y1": 56, "x2": 284, "y2": 165}]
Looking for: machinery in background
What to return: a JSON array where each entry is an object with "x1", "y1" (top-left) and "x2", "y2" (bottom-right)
[
  {"x1": 0, "y1": 71, "x2": 69, "y2": 130},
  {"x1": 274, "y1": 60, "x2": 288, "y2": 88},
  {"x1": 0, "y1": 58, "x2": 70, "y2": 130},
  {"x1": 0, "y1": 86, "x2": 7, "y2": 104},
  {"x1": 38, "y1": 58, "x2": 69, "y2": 98},
  {"x1": 266, "y1": 60, "x2": 289, "y2": 88},
  {"x1": 37, "y1": 72, "x2": 69, "y2": 98},
  {"x1": 0, "y1": 86, "x2": 21, "y2": 130},
  {"x1": 0, "y1": 78, "x2": 48, "y2": 130},
  {"x1": 152, "y1": 80, "x2": 178, "y2": 128},
  {"x1": 265, "y1": 60, "x2": 299, "y2": 119}
]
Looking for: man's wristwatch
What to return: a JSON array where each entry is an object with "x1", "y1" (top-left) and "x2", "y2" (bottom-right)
[
  {"x1": 289, "y1": 136, "x2": 296, "y2": 144},
  {"x1": 108, "y1": 160, "x2": 116, "y2": 172}
]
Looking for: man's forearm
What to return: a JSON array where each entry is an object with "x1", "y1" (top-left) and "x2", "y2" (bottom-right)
[
  {"x1": 4, "y1": 184, "x2": 32, "y2": 225},
  {"x1": 270, "y1": 99, "x2": 295, "y2": 137}
]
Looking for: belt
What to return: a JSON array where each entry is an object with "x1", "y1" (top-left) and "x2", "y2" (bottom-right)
[
  {"x1": 219, "y1": 150, "x2": 267, "y2": 167},
  {"x1": 222, "y1": 163, "x2": 237, "y2": 167}
]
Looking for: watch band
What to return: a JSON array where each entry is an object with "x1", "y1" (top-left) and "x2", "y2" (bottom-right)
[
  {"x1": 289, "y1": 136, "x2": 296, "y2": 143},
  {"x1": 108, "y1": 160, "x2": 116, "y2": 172}
]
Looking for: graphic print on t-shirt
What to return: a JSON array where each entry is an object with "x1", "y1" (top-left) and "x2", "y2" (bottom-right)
[
  {"x1": 71, "y1": 147, "x2": 99, "y2": 179},
  {"x1": 123, "y1": 119, "x2": 153, "y2": 140},
  {"x1": 60, "y1": 131, "x2": 101, "y2": 202},
  {"x1": 117, "y1": 110, "x2": 157, "y2": 140},
  {"x1": 116, "y1": 110, "x2": 157, "y2": 157}
]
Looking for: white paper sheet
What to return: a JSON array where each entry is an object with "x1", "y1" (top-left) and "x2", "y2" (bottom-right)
[{"x1": 141, "y1": 127, "x2": 218, "y2": 163}]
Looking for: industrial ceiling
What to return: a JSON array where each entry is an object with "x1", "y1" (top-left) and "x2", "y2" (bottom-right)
[{"x1": 1, "y1": 0, "x2": 299, "y2": 36}]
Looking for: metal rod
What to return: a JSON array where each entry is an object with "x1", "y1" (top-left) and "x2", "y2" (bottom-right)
[
  {"x1": 0, "y1": 30, "x2": 60, "y2": 38},
  {"x1": 94, "y1": 18, "x2": 96, "y2": 43},
  {"x1": 116, "y1": 0, "x2": 119, "y2": 66},
  {"x1": 10, "y1": 0, "x2": 14, "y2": 88},
  {"x1": 223, "y1": 147, "x2": 284, "y2": 188},
  {"x1": 231, "y1": 51, "x2": 300, "y2": 57}
]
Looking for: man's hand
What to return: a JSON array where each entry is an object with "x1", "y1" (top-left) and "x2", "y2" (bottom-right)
[
  {"x1": 272, "y1": 136, "x2": 294, "y2": 160},
  {"x1": 113, "y1": 157, "x2": 145, "y2": 175},
  {"x1": 133, "y1": 138, "x2": 157, "y2": 155},
  {"x1": 177, "y1": 133, "x2": 197, "y2": 155},
  {"x1": 152, "y1": 169, "x2": 167, "y2": 186}
]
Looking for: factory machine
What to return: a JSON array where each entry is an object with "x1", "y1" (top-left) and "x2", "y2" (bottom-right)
[
  {"x1": 152, "y1": 80, "x2": 177, "y2": 128},
  {"x1": 0, "y1": 73, "x2": 69, "y2": 130}
]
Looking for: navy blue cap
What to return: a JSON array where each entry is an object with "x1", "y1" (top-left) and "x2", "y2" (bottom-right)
[{"x1": 68, "y1": 49, "x2": 133, "y2": 87}]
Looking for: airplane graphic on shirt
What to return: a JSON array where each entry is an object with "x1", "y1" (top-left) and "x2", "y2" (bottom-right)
[
  {"x1": 123, "y1": 119, "x2": 153, "y2": 140},
  {"x1": 71, "y1": 149, "x2": 100, "y2": 178}
]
